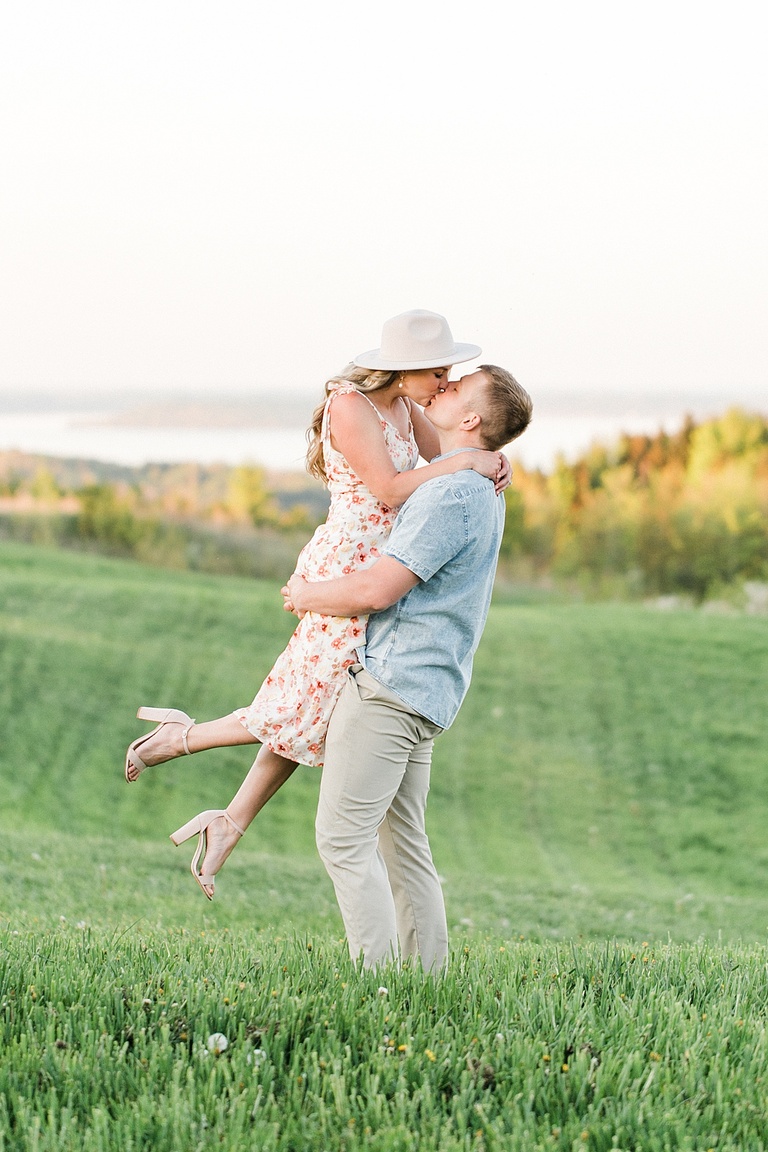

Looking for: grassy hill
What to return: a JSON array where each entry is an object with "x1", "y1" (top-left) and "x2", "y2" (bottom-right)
[{"x1": 2, "y1": 540, "x2": 767, "y2": 941}]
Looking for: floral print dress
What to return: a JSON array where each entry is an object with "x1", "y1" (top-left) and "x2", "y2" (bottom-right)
[{"x1": 235, "y1": 383, "x2": 419, "y2": 767}]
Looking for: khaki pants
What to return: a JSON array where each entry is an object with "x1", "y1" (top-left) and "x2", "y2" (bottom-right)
[{"x1": 316, "y1": 665, "x2": 447, "y2": 971}]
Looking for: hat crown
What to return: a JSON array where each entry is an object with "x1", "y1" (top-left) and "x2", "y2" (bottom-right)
[
  {"x1": 379, "y1": 310, "x2": 457, "y2": 363},
  {"x1": 352, "y1": 309, "x2": 481, "y2": 370}
]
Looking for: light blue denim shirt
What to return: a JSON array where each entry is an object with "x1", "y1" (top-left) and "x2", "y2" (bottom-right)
[{"x1": 357, "y1": 458, "x2": 505, "y2": 729}]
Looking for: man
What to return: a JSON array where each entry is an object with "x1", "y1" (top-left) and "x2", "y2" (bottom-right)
[{"x1": 286, "y1": 365, "x2": 533, "y2": 969}]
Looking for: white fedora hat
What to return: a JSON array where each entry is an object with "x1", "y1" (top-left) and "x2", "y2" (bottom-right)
[{"x1": 353, "y1": 310, "x2": 481, "y2": 371}]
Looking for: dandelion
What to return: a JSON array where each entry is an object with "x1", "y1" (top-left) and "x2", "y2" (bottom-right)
[
  {"x1": 425, "y1": 1049, "x2": 436, "y2": 1062},
  {"x1": 207, "y1": 1032, "x2": 229, "y2": 1054},
  {"x1": 377, "y1": 986, "x2": 388, "y2": 997}
]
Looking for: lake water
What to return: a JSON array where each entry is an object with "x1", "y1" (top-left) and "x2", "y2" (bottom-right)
[
  {"x1": 0, "y1": 400, "x2": 732, "y2": 474},
  {"x1": 0, "y1": 410, "x2": 312, "y2": 472}
]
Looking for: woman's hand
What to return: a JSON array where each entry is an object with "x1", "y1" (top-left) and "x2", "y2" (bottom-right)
[
  {"x1": 495, "y1": 452, "x2": 512, "y2": 494},
  {"x1": 460, "y1": 449, "x2": 513, "y2": 494}
]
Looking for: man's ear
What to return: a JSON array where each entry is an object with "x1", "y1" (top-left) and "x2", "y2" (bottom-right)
[{"x1": 460, "y1": 411, "x2": 481, "y2": 432}]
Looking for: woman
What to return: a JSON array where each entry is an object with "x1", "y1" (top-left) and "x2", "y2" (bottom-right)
[{"x1": 124, "y1": 310, "x2": 508, "y2": 897}]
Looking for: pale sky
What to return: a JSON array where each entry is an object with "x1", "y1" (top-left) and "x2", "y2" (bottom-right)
[{"x1": 1, "y1": 0, "x2": 766, "y2": 409}]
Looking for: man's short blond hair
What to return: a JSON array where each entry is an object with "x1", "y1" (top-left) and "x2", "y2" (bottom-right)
[{"x1": 476, "y1": 365, "x2": 533, "y2": 451}]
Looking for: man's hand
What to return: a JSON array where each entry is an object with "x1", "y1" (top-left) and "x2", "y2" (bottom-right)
[{"x1": 281, "y1": 575, "x2": 307, "y2": 619}]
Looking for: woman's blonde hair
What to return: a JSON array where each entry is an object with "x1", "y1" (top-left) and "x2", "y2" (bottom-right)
[{"x1": 305, "y1": 364, "x2": 399, "y2": 483}]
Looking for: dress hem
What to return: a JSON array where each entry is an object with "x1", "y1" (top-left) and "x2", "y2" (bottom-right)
[{"x1": 232, "y1": 708, "x2": 324, "y2": 769}]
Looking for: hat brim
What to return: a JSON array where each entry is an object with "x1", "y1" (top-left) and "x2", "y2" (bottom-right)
[{"x1": 352, "y1": 342, "x2": 482, "y2": 371}]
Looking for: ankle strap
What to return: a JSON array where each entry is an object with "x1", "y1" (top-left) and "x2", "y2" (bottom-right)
[
  {"x1": 223, "y1": 811, "x2": 245, "y2": 838},
  {"x1": 181, "y1": 724, "x2": 194, "y2": 756}
]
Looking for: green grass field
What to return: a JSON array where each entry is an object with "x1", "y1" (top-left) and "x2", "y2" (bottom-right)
[{"x1": 2, "y1": 541, "x2": 768, "y2": 1149}]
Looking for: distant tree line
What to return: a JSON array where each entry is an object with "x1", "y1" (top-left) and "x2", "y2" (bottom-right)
[
  {"x1": 0, "y1": 454, "x2": 327, "y2": 529},
  {"x1": 499, "y1": 408, "x2": 768, "y2": 599},
  {"x1": 0, "y1": 458, "x2": 325, "y2": 579}
]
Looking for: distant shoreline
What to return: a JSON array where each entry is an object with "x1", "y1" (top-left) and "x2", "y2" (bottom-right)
[
  {"x1": 0, "y1": 393, "x2": 762, "y2": 473},
  {"x1": 0, "y1": 385, "x2": 750, "y2": 421}
]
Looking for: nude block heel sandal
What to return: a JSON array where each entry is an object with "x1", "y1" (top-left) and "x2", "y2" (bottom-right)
[
  {"x1": 169, "y1": 809, "x2": 245, "y2": 900},
  {"x1": 124, "y1": 707, "x2": 196, "y2": 783}
]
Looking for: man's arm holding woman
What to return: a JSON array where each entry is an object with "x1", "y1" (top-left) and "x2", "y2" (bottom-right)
[{"x1": 284, "y1": 558, "x2": 418, "y2": 619}]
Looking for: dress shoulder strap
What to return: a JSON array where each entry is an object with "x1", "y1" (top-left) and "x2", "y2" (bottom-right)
[{"x1": 321, "y1": 384, "x2": 384, "y2": 448}]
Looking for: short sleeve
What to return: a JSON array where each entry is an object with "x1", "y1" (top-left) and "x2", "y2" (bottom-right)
[{"x1": 382, "y1": 480, "x2": 467, "y2": 582}]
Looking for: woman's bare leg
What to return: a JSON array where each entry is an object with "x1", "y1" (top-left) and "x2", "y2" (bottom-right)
[
  {"x1": 131, "y1": 710, "x2": 300, "y2": 894},
  {"x1": 197, "y1": 746, "x2": 299, "y2": 898},
  {"x1": 129, "y1": 713, "x2": 257, "y2": 774}
]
